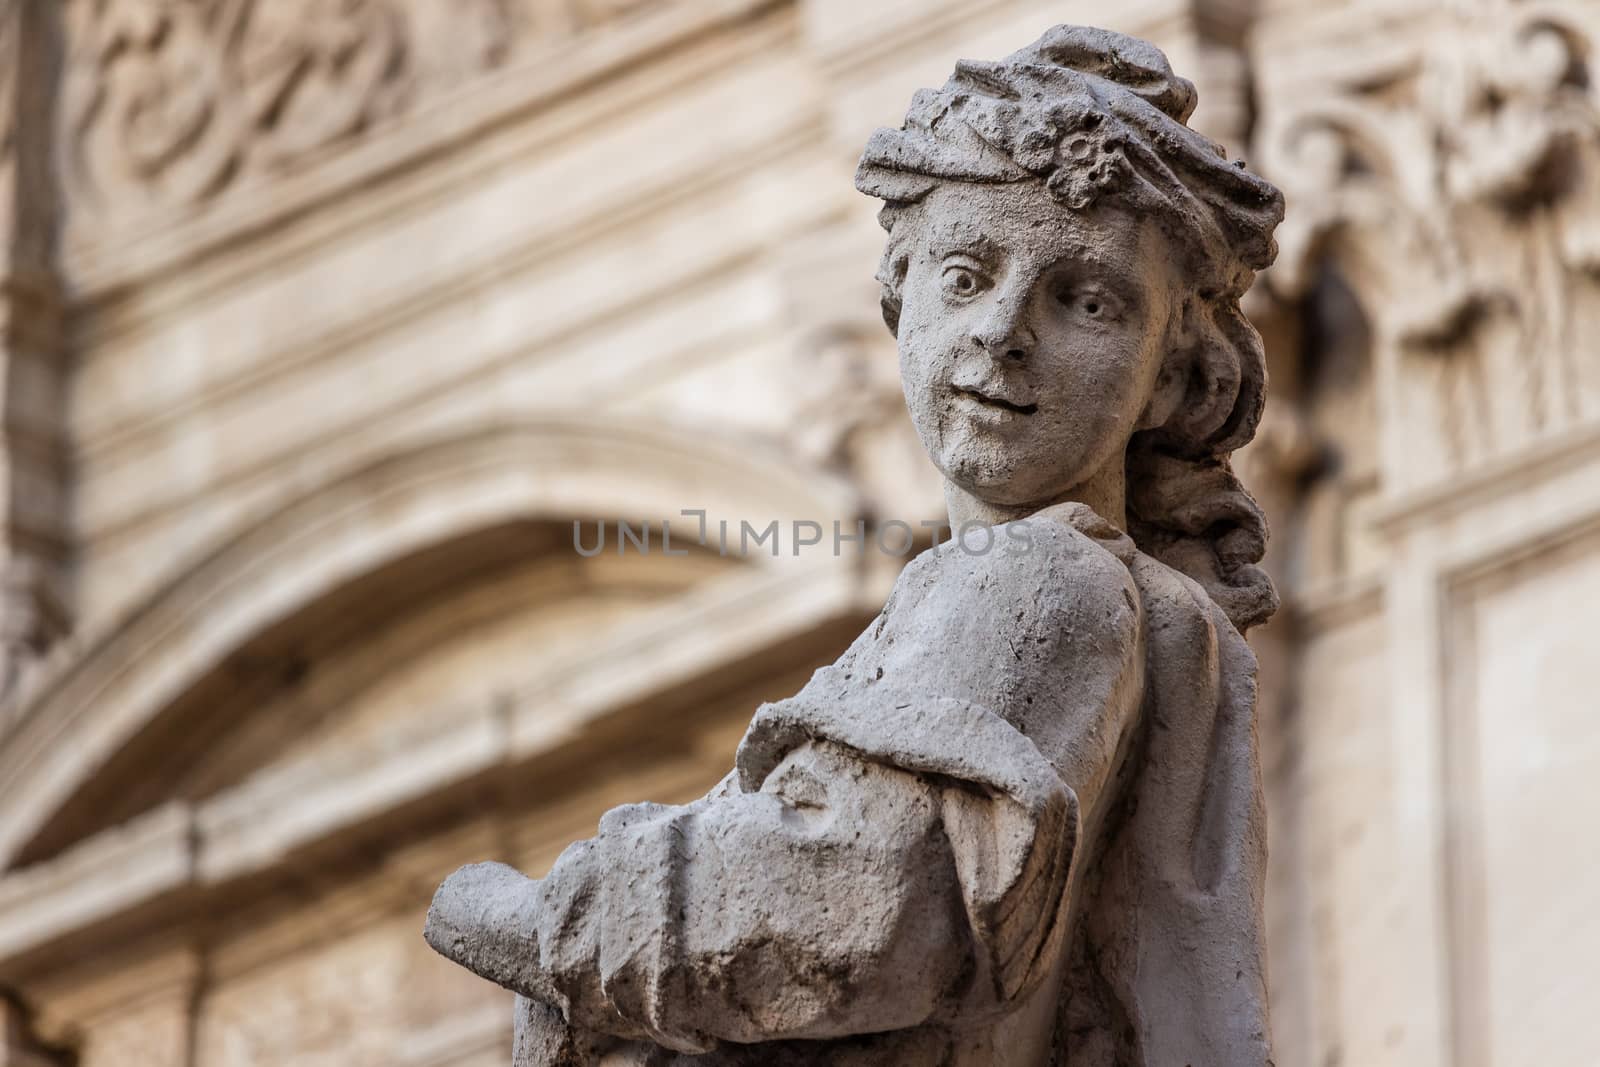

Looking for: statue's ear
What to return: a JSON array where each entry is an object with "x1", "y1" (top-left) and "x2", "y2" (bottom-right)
[
  {"x1": 1137, "y1": 299, "x2": 1196, "y2": 431},
  {"x1": 877, "y1": 250, "x2": 910, "y2": 336},
  {"x1": 1138, "y1": 358, "x2": 1188, "y2": 430}
]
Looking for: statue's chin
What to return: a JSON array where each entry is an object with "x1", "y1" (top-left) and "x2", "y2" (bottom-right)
[
  {"x1": 936, "y1": 452, "x2": 1068, "y2": 513},
  {"x1": 941, "y1": 472, "x2": 1050, "y2": 513}
]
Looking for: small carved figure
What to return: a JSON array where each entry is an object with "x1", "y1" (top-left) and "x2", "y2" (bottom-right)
[{"x1": 426, "y1": 25, "x2": 1284, "y2": 1065}]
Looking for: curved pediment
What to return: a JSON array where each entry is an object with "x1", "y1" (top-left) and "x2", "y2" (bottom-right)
[{"x1": 0, "y1": 418, "x2": 862, "y2": 876}]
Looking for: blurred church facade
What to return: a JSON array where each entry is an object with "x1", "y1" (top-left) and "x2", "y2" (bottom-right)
[{"x1": 0, "y1": 1, "x2": 1596, "y2": 1065}]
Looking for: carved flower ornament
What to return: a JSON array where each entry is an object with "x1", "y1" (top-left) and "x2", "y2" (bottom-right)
[{"x1": 1044, "y1": 113, "x2": 1130, "y2": 210}]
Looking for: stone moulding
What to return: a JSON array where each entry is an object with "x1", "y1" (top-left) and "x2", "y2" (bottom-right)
[{"x1": 70, "y1": 109, "x2": 828, "y2": 468}]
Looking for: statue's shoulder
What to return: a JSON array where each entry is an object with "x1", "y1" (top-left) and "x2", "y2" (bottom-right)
[
  {"x1": 881, "y1": 503, "x2": 1141, "y2": 653},
  {"x1": 824, "y1": 504, "x2": 1145, "y2": 739},
  {"x1": 904, "y1": 499, "x2": 1134, "y2": 585}
]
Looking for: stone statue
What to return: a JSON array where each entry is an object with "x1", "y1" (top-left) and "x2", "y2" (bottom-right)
[{"x1": 425, "y1": 25, "x2": 1284, "y2": 1066}]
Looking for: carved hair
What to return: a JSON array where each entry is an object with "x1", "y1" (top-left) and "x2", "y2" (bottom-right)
[{"x1": 855, "y1": 25, "x2": 1285, "y2": 631}]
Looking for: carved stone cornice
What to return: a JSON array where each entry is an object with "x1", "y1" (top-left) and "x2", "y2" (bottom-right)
[{"x1": 1253, "y1": 0, "x2": 1600, "y2": 491}]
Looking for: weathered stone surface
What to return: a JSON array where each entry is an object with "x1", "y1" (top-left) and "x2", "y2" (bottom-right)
[
  {"x1": 427, "y1": 25, "x2": 1283, "y2": 1064},
  {"x1": 0, "y1": 2, "x2": 1594, "y2": 1066}
]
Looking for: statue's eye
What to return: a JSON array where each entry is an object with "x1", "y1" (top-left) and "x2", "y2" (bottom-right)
[
  {"x1": 942, "y1": 265, "x2": 986, "y2": 298},
  {"x1": 1058, "y1": 287, "x2": 1117, "y2": 319}
]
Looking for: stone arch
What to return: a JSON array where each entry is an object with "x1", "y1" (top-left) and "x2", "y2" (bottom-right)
[{"x1": 0, "y1": 418, "x2": 860, "y2": 871}]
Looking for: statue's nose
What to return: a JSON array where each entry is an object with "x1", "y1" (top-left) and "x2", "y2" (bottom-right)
[{"x1": 971, "y1": 295, "x2": 1036, "y2": 362}]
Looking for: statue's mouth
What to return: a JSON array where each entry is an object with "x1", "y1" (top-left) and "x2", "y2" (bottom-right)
[{"x1": 955, "y1": 386, "x2": 1038, "y2": 416}]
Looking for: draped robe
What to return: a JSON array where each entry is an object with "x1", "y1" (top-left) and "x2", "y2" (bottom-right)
[{"x1": 428, "y1": 504, "x2": 1273, "y2": 1066}]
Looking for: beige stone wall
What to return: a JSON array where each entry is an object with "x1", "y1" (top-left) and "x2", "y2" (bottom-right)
[
  {"x1": 0, "y1": 1, "x2": 1595, "y2": 1064},
  {"x1": 1250, "y1": 3, "x2": 1600, "y2": 1064}
]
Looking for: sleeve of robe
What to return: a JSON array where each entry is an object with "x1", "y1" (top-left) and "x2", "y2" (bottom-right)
[{"x1": 425, "y1": 522, "x2": 1143, "y2": 1056}]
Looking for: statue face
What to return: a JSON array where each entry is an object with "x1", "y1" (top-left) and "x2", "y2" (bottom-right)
[{"x1": 895, "y1": 182, "x2": 1179, "y2": 509}]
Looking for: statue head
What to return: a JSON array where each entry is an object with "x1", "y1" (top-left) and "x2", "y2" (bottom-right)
[{"x1": 856, "y1": 26, "x2": 1284, "y2": 630}]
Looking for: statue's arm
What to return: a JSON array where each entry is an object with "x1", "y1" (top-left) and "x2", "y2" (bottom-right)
[
  {"x1": 428, "y1": 694, "x2": 1129, "y2": 1054},
  {"x1": 430, "y1": 740, "x2": 1048, "y2": 1052},
  {"x1": 425, "y1": 538, "x2": 1143, "y2": 1054}
]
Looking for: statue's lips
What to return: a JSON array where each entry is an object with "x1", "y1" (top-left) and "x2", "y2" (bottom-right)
[{"x1": 953, "y1": 386, "x2": 1039, "y2": 416}]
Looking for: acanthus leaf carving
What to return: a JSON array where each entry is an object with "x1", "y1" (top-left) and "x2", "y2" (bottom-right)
[
  {"x1": 1262, "y1": 5, "x2": 1600, "y2": 308},
  {"x1": 65, "y1": 0, "x2": 241, "y2": 210},
  {"x1": 233, "y1": 0, "x2": 404, "y2": 168},
  {"x1": 62, "y1": 0, "x2": 677, "y2": 228},
  {"x1": 1255, "y1": 1, "x2": 1600, "y2": 486}
]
